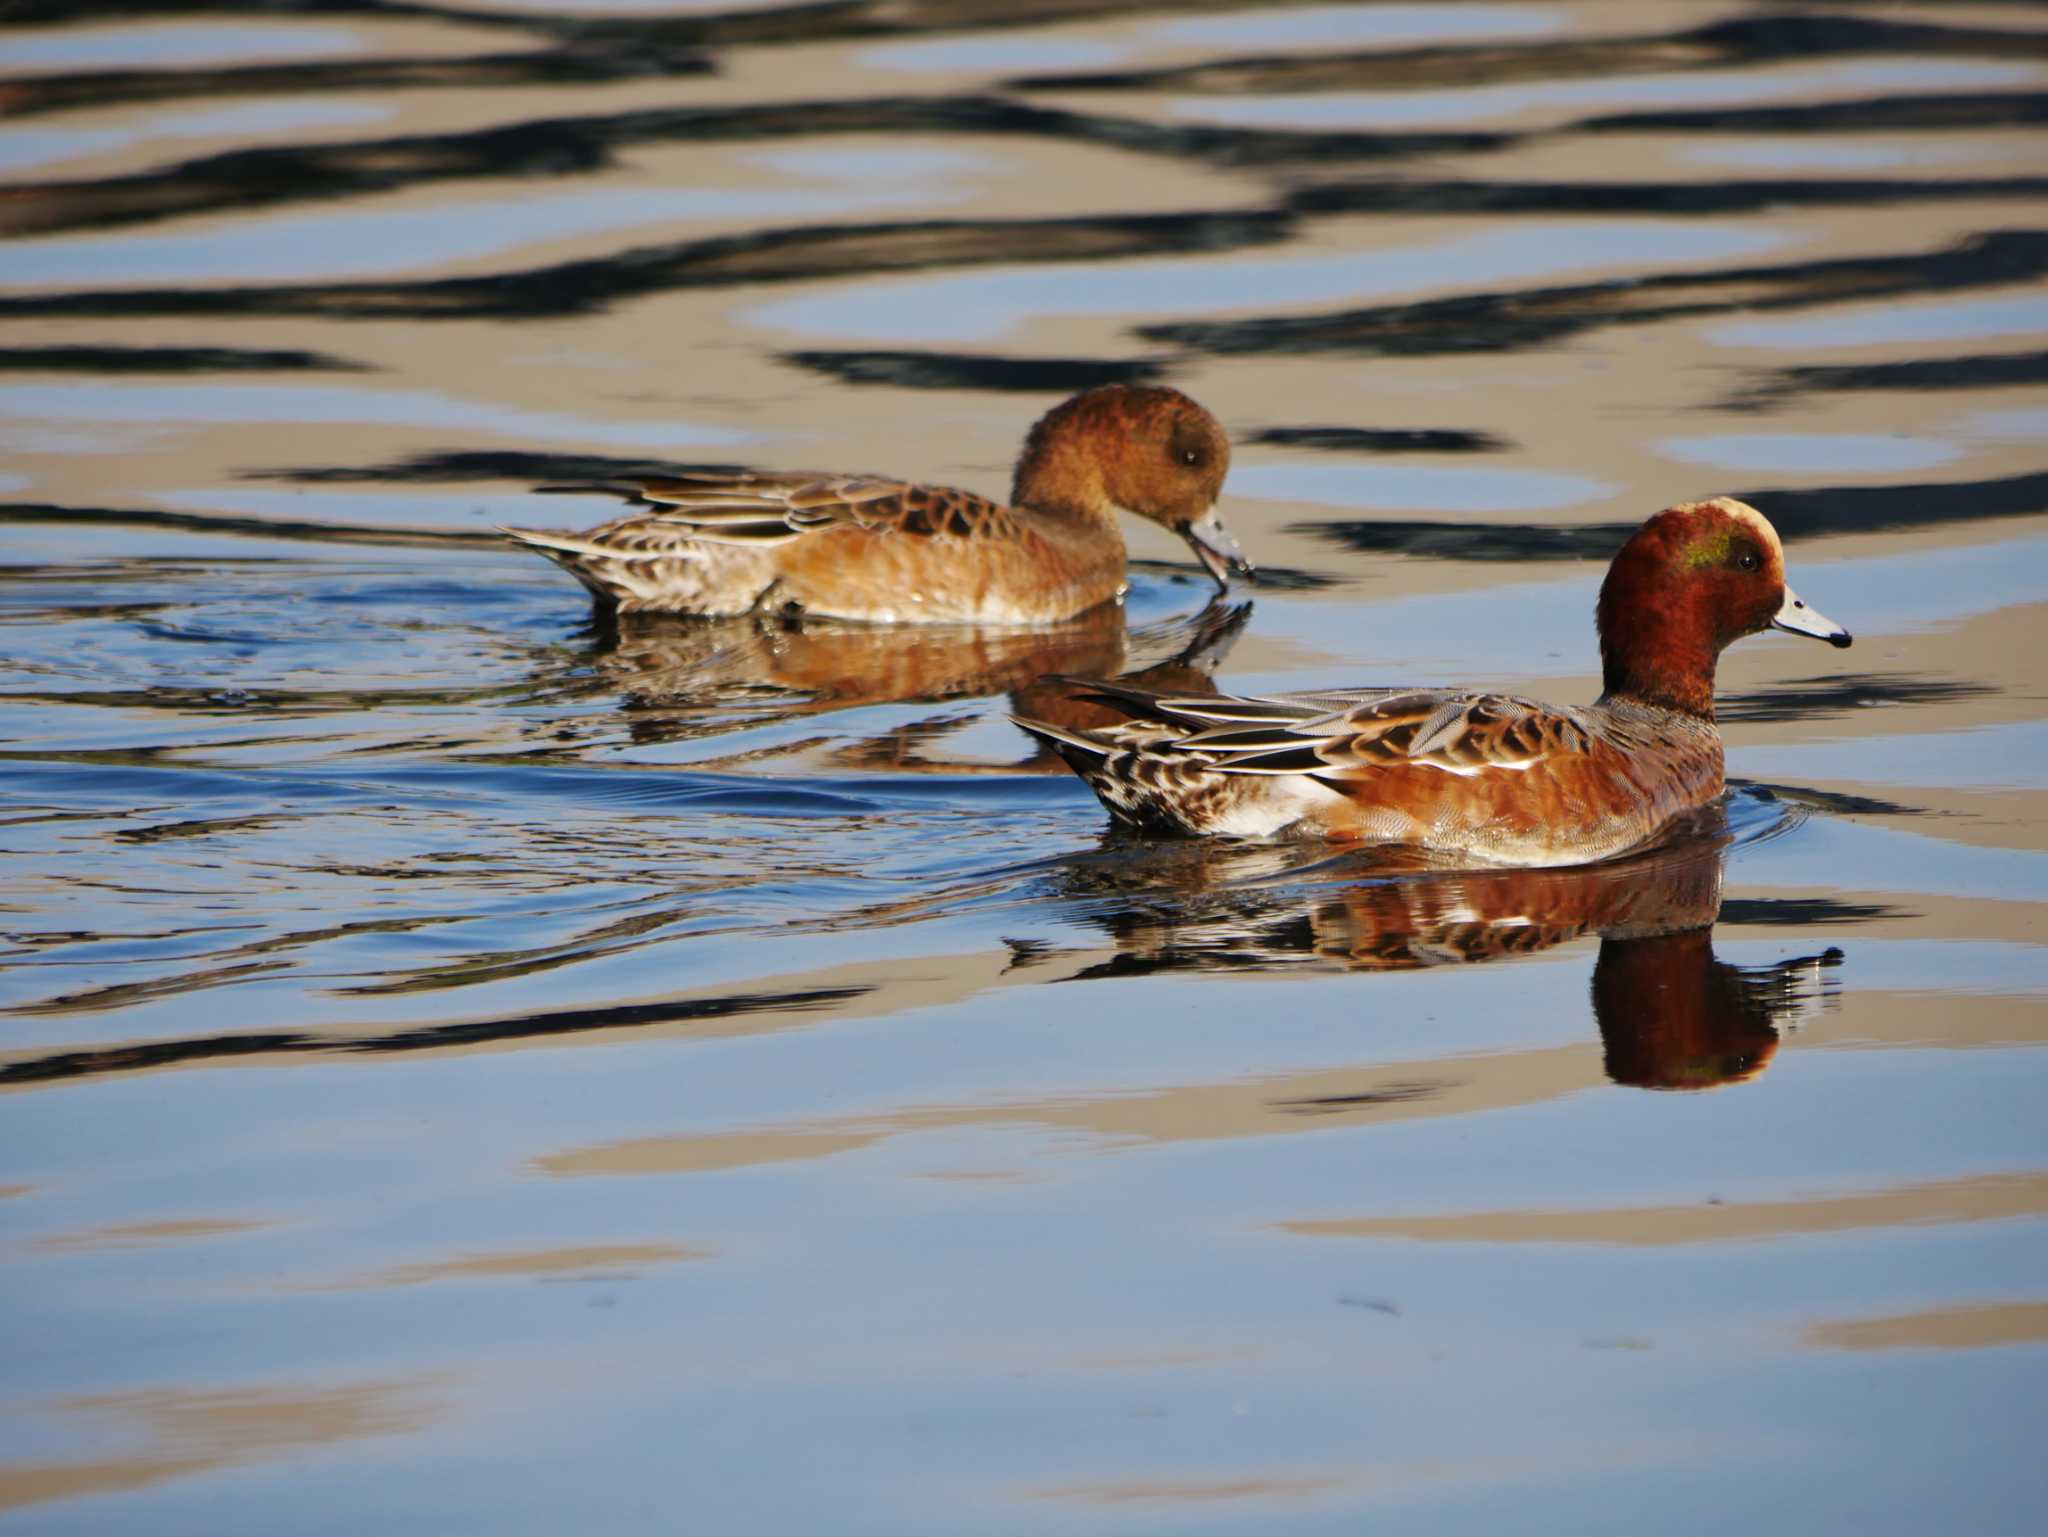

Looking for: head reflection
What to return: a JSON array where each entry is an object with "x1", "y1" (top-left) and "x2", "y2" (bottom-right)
[
  {"x1": 1052, "y1": 816, "x2": 1841, "y2": 1090},
  {"x1": 1593, "y1": 923, "x2": 1837, "y2": 1090}
]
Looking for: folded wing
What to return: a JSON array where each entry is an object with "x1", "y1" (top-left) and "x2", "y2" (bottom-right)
[
  {"x1": 557, "y1": 471, "x2": 1013, "y2": 547},
  {"x1": 1060, "y1": 681, "x2": 1597, "y2": 778}
]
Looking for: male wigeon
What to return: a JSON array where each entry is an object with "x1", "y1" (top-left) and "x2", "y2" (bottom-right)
[
  {"x1": 500, "y1": 384, "x2": 1251, "y2": 622},
  {"x1": 1015, "y1": 497, "x2": 1851, "y2": 867}
]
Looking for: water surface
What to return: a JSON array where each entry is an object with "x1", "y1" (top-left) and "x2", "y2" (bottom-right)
[{"x1": 2, "y1": 1, "x2": 2044, "y2": 1532}]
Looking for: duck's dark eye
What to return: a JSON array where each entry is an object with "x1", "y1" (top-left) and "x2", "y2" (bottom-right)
[
  {"x1": 1179, "y1": 447, "x2": 1200, "y2": 466},
  {"x1": 1737, "y1": 551, "x2": 1759, "y2": 572}
]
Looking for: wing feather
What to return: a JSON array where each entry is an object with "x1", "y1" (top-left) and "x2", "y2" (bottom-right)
[
  {"x1": 1048, "y1": 679, "x2": 1600, "y2": 780},
  {"x1": 546, "y1": 472, "x2": 1014, "y2": 548}
]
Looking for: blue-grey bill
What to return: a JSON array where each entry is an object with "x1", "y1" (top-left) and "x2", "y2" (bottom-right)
[
  {"x1": 1773, "y1": 585, "x2": 1851, "y2": 648},
  {"x1": 1184, "y1": 508, "x2": 1254, "y2": 588}
]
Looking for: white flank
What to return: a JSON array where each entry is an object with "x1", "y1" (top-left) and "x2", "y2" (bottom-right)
[
  {"x1": 1208, "y1": 777, "x2": 1347, "y2": 837},
  {"x1": 1418, "y1": 757, "x2": 1539, "y2": 778}
]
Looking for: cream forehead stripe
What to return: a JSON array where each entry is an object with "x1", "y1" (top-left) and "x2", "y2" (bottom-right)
[{"x1": 1701, "y1": 496, "x2": 1783, "y2": 560}]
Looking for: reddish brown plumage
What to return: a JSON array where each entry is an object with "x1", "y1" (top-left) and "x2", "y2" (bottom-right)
[
  {"x1": 1017, "y1": 497, "x2": 1851, "y2": 866},
  {"x1": 1595, "y1": 927, "x2": 1786, "y2": 1089},
  {"x1": 1011, "y1": 384, "x2": 1230, "y2": 530},
  {"x1": 501, "y1": 384, "x2": 1247, "y2": 622},
  {"x1": 1597, "y1": 497, "x2": 1792, "y2": 718}
]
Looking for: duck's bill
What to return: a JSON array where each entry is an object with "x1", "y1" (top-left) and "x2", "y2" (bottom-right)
[
  {"x1": 1773, "y1": 585, "x2": 1852, "y2": 648},
  {"x1": 1181, "y1": 509, "x2": 1255, "y2": 589}
]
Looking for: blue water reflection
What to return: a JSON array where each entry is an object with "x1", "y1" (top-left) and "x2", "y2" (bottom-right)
[{"x1": 745, "y1": 222, "x2": 1789, "y2": 344}]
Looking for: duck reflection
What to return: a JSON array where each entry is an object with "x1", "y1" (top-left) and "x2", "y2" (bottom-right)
[
  {"x1": 538, "y1": 589, "x2": 1250, "y2": 764},
  {"x1": 1045, "y1": 824, "x2": 1840, "y2": 1090}
]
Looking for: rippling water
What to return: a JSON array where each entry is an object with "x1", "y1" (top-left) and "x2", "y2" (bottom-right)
[{"x1": 3, "y1": 2, "x2": 2045, "y2": 1530}]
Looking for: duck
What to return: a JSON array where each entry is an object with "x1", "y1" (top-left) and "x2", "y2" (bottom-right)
[
  {"x1": 499, "y1": 384, "x2": 1251, "y2": 622},
  {"x1": 1014, "y1": 496, "x2": 1850, "y2": 867}
]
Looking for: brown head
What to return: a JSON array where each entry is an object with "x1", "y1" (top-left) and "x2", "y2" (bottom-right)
[
  {"x1": 1595, "y1": 928, "x2": 1785, "y2": 1089},
  {"x1": 1011, "y1": 384, "x2": 1251, "y2": 588},
  {"x1": 1596, "y1": 497, "x2": 1850, "y2": 718}
]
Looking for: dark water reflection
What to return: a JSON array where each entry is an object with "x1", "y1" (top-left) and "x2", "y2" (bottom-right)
[
  {"x1": 553, "y1": 591, "x2": 1248, "y2": 747},
  {"x1": 1042, "y1": 802, "x2": 1841, "y2": 1089},
  {"x1": 2, "y1": 1, "x2": 2044, "y2": 1531}
]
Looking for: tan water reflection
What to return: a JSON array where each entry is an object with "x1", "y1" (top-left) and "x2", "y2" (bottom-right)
[
  {"x1": 31, "y1": 1217, "x2": 273, "y2": 1254},
  {"x1": 0, "y1": 1376, "x2": 449, "y2": 1517},
  {"x1": 1285, "y1": 1171, "x2": 2048, "y2": 1248},
  {"x1": 311, "y1": 1241, "x2": 709, "y2": 1291},
  {"x1": 533, "y1": 1040, "x2": 1594, "y2": 1177},
  {"x1": 1805, "y1": 1301, "x2": 2048, "y2": 1352}
]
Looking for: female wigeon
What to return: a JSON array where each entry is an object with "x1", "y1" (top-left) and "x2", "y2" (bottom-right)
[
  {"x1": 500, "y1": 384, "x2": 1251, "y2": 622},
  {"x1": 1015, "y1": 497, "x2": 1851, "y2": 867}
]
